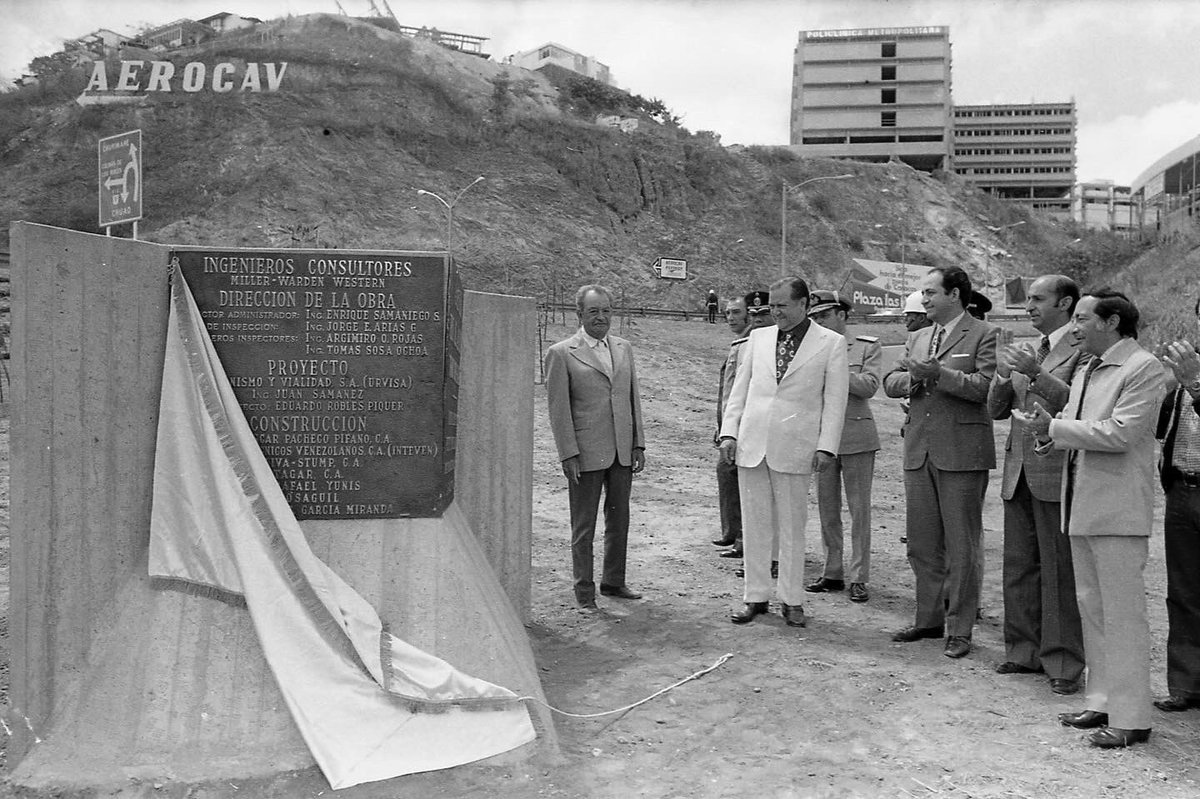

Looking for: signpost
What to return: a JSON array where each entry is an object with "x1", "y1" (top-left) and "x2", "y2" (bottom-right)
[
  {"x1": 653, "y1": 257, "x2": 688, "y2": 280},
  {"x1": 98, "y1": 129, "x2": 142, "y2": 236}
]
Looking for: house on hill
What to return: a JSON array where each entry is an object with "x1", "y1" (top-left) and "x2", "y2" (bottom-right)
[
  {"x1": 505, "y1": 42, "x2": 614, "y2": 86},
  {"x1": 199, "y1": 12, "x2": 264, "y2": 34}
]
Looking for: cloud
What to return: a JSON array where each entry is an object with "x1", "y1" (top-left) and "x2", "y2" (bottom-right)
[{"x1": 1077, "y1": 100, "x2": 1200, "y2": 185}]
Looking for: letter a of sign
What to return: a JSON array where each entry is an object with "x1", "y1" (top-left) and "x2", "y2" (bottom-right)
[{"x1": 98, "y1": 129, "x2": 143, "y2": 229}]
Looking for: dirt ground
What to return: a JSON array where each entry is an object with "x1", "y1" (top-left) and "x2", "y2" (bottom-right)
[{"x1": 3, "y1": 314, "x2": 1200, "y2": 798}]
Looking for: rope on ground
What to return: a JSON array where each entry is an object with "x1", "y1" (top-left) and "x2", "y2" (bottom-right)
[{"x1": 518, "y1": 653, "x2": 734, "y2": 719}]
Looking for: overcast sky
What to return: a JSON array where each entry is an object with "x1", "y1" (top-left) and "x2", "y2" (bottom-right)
[{"x1": 5, "y1": 0, "x2": 1200, "y2": 186}]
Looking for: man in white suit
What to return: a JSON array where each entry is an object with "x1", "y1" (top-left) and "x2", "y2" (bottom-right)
[{"x1": 719, "y1": 277, "x2": 848, "y2": 627}]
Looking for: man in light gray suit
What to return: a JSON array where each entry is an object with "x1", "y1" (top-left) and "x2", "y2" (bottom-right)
[
  {"x1": 1025, "y1": 288, "x2": 1165, "y2": 748},
  {"x1": 805, "y1": 290, "x2": 881, "y2": 603},
  {"x1": 545, "y1": 285, "x2": 646, "y2": 609},
  {"x1": 988, "y1": 275, "x2": 1086, "y2": 695},
  {"x1": 884, "y1": 266, "x2": 997, "y2": 659}
]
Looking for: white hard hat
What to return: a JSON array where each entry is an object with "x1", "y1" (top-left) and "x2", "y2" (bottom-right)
[{"x1": 903, "y1": 290, "x2": 924, "y2": 314}]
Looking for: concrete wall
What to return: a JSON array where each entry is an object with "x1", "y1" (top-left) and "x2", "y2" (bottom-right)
[{"x1": 7, "y1": 223, "x2": 552, "y2": 788}]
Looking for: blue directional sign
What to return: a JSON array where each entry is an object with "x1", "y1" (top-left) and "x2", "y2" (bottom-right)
[{"x1": 98, "y1": 129, "x2": 142, "y2": 228}]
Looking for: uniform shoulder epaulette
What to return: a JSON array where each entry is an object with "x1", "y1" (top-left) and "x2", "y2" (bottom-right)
[
  {"x1": 855, "y1": 335, "x2": 880, "y2": 343},
  {"x1": 730, "y1": 336, "x2": 750, "y2": 346}
]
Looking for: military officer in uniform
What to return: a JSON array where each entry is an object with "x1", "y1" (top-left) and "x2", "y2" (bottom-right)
[{"x1": 805, "y1": 290, "x2": 881, "y2": 603}]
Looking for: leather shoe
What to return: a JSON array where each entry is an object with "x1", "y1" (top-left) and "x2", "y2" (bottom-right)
[
  {"x1": 731, "y1": 602, "x2": 769, "y2": 624},
  {"x1": 849, "y1": 583, "x2": 869, "y2": 602},
  {"x1": 805, "y1": 577, "x2": 845, "y2": 593},
  {"x1": 891, "y1": 624, "x2": 944, "y2": 643},
  {"x1": 712, "y1": 536, "x2": 737, "y2": 547},
  {"x1": 780, "y1": 603, "x2": 807, "y2": 627},
  {"x1": 1154, "y1": 695, "x2": 1200, "y2": 712},
  {"x1": 1050, "y1": 678, "x2": 1079, "y2": 695},
  {"x1": 943, "y1": 636, "x2": 971, "y2": 659},
  {"x1": 1058, "y1": 710, "x2": 1109, "y2": 729},
  {"x1": 577, "y1": 598, "x2": 597, "y2": 610},
  {"x1": 996, "y1": 661, "x2": 1043, "y2": 675},
  {"x1": 1089, "y1": 727, "x2": 1151, "y2": 748},
  {"x1": 719, "y1": 548, "x2": 744, "y2": 559},
  {"x1": 599, "y1": 584, "x2": 641, "y2": 600}
]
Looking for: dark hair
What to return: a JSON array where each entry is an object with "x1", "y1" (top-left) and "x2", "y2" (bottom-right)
[
  {"x1": 575, "y1": 284, "x2": 614, "y2": 313},
  {"x1": 1085, "y1": 287, "x2": 1139, "y2": 338},
  {"x1": 769, "y1": 276, "x2": 810, "y2": 302},
  {"x1": 930, "y1": 266, "x2": 972, "y2": 308},
  {"x1": 1044, "y1": 274, "x2": 1080, "y2": 314}
]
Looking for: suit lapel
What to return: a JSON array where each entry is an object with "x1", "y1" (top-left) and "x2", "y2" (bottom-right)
[
  {"x1": 1043, "y1": 336, "x2": 1074, "y2": 373},
  {"x1": 781, "y1": 325, "x2": 824, "y2": 381},
  {"x1": 936, "y1": 318, "x2": 970, "y2": 358},
  {"x1": 568, "y1": 333, "x2": 612, "y2": 379}
]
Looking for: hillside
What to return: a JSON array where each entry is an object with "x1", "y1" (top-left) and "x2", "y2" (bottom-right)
[{"x1": 0, "y1": 12, "x2": 1157, "y2": 313}]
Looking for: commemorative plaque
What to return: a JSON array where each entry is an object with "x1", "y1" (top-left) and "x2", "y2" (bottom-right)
[{"x1": 174, "y1": 248, "x2": 461, "y2": 519}]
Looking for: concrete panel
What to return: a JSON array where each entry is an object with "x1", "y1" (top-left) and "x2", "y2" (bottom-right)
[{"x1": 8, "y1": 224, "x2": 553, "y2": 788}]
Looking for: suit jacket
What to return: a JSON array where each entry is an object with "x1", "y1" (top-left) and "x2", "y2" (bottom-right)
[
  {"x1": 987, "y1": 335, "x2": 1083, "y2": 501},
  {"x1": 1157, "y1": 384, "x2": 1200, "y2": 491},
  {"x1": 545, "y1": 330, "x2": 645, "y2": 472},
  {"x1": 883, "y1": 313, "x2": 997, "y2": 471},
  {"x1": 719, "y1": 321, "x2": 848, "y2": 474},
  {"x1": 1049, "y1": 337, "x2": 1165, "y2": 537},
  {"x1": 841, "y1": 336, "x2": 882, "y2": 455}
]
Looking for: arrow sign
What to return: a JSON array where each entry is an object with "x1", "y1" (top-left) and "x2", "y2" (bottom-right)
[{"x1": 98, "y1": 129, "x2": 142, "y2": 228}]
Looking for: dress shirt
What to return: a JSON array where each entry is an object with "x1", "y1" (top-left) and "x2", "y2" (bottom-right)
[{"x1": 580, "y1": 327, "x2": 613, "y2": 374}]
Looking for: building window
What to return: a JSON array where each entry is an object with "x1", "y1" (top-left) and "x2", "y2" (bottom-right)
[
  {"x1": 539, "y1": 46, "x2": 552, "y2": 59},
  {"x1": 881, "y1": 88, "x2": 896, "y2": 104},
  {"x1": 881, "y1": 42, "x2": 896, "y2": 58},
  {"x1": 881, "y1": 110, "x2": 896, "y2": 127},
  {"x1": 881, "y1": 64, "x2": 896, "y2": 81}
]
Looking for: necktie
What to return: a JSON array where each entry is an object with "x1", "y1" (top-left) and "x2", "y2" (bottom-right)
[
  {"x1": 928, "y1": 326, "x2": 943, "y2": 359},
  {"x1": 1036, "y1": 336, "x2": 1051, "y2": 364},
  {"x1": 1073, "y1": 357, "x2": 1101, "y2": 420}
]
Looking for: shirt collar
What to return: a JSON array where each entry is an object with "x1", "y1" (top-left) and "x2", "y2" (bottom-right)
[
  {"x1": 579, "y1": 327, "x2": 608, "y2": 347},
  {"x1": 937, "y1": 310, "x2": 966, "y2": 333},
  {"x1": 1045, "y1": 322, "x2": 1071, "y2": 350}
]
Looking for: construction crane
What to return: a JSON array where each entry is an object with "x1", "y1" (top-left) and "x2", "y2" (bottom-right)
[{"x1": 334, "y1": 0, "x2": 348, "y2": 14}]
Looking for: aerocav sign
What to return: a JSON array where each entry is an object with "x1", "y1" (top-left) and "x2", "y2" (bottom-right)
[{"x1": 82, "y1": 60, "x2": 287, "y2": 95}]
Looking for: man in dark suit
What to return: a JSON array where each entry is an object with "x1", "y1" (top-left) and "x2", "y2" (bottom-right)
[
  {"x1": 988, "y1": 274, "x2": 1085, "y2": 694},
  {"x1": 883, "y1": 265, "x2": 997, "y2": 659},
  {"x1": 545, "y1": 285, "x2": 646, "y2": 609},
  {"x1": 1154, "y1": 295, "x2": 1200, "y2": 713}
]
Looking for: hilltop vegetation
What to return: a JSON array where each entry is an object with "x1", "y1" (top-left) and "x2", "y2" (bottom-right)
[{"x1": 0, "y1": 12, "x2": 1173, "y2": 322}]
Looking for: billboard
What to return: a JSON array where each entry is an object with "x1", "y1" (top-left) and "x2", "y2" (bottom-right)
[{"x1": 844, "y1": 258, "x2": 932, "y2": 314}]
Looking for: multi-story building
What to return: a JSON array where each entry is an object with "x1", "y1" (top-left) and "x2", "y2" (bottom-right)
[
  {"x1": 1131, "y1": 133, "x2": 1200, "y2": 240},
  {"x1": 1071, "y1": 180, "x2": 1136, "y2": 236},
  {"x1": 505, "y1": 42, "x2": 613, "y2": 86},
  {"x1": 790, "y1": 26, "x2": 953, "y2": 172},
  {"x1": 952, "y1": 103, "x2": 1077, "y2": 217}
]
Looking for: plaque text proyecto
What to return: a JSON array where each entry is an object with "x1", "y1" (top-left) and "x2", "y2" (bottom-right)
[{"x1": 174, "y1": 248, "x2": 457, "y2": 519}]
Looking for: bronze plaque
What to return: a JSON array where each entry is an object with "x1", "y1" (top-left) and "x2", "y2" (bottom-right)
[{"x1": 173, "y1": 248, "x2": 458, "y2": 519}]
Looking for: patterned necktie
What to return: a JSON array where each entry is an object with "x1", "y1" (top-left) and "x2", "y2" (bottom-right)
[
  {"x1": 1036, "y1": 336, "x2": 1051, "y2": 364},
  {"x1": 928, "y1": 326, "x2": 944, "y2": 359},
  {"x1": 775, "y1": 328, "x2": 799, "y2": 382}
]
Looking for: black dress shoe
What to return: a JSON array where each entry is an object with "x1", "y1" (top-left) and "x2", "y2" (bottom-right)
[
  {"x1": 1050, "y1": 678, "x2": 1079, "y2": 695},
  {"x1": 996, "y1": 661, "x2": 1043, "y2": 675},
  {"x1": 943, "y1": 636, "x2": 971, "y2": 659},
  {"x1": 891, "y1": 624, "x2": 944, "y2": 643},
  {"x1": 805, "y1": 577, "x2": 845, "y2": 593},
  {"x1": 1058, "y1": 710, "x2": 1109, "y2": 729},
  {"x1": 1154, "y1": 695, "x2": 1200, "y2": 712},
  {"x1": 849, "y1": 583, "x2": 869, "y2": 602},
  {"x1": 1089, "y1": 727, "x2": 1151, "y2": 748},
  {"x1": 577, "y1": 598, "x2": 598, "y2": 610},
  {"x1": 600, "y1": 584, "x2": 642, "y2": 599},
  {"x1": 712, "y1": 536, "x2": 737, "y2": 547},
  {"x1": 731, "y1": 602, "x2": 769, "y2": 624},
  {"x1": 719, "y1": 549, "x2": 744, "y2": 559},
  {"x1": 780, "y1": 603, "x2": 807, "y2": 627}
]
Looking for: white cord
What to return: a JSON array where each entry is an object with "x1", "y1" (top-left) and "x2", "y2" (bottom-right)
[{"x1": 519, "y1": 653, "x2": 734, "y2": 719}]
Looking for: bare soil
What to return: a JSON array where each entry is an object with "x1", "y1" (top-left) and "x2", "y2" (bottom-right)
[{"x1": 2, "y1": 315, "x2": 1199, "y2": 798}]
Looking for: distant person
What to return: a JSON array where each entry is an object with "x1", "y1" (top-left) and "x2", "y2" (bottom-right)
[
  {"x1": 805, "y1": 290, "x2": 880, "y2": 603},
  {"x1": 706, "y1": 289, "x2": 720, "y2": 324},
  {"x1": 719, "y1": 277, "x2": 847, "y2": 627},
  {"x1": 1024, "y1": 288, "x2": 1164, "y2": 748},
  {"x1": 903, "y1": 290, "x2": 931, "y2": 333},
  {"x1": 884, "y1": 266, "x2": 997, "y2": 659},
  {"x1": 713, "y1": 294, "x2": 753, "y2": 553},
  {"x1": 1154, "y1": 295, "x2": 1200, "y2": 713},
  {"x1": 545, "y1": 285, "x2": 646, "y2": 609},
  {"x1": 987, "y1": 275, "x2": 1085, "y2": 695}
]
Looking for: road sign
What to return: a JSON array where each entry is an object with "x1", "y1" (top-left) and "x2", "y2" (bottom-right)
[
  {"x1": 98, "y1": 129, "x2": 142, "y2": 228},
  {"x1": 653, "y1": 257, "x2": 688, "y2": 280}
]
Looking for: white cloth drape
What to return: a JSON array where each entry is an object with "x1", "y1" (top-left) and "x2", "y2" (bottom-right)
[{"x1": 148, "y1": 267, "x2": 535, "y2": 789}]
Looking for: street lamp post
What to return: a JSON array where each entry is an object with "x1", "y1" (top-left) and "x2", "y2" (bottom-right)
[
  {"x1": 416, "y1": 175, "x2": 485, "y2": 253},
  {"x1": 780, "y1": 173, "x2": 855, "y2": 275}
]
